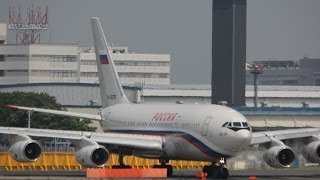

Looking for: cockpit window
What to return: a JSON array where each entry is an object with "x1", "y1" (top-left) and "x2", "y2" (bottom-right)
[
  {"x1": 233, "y1": 122, "x2": 242, "y2": 127},
  {"x1": 223, "y1": 121, "x2": 251, "y2": 131},
  {"x1": 242, "y1": 122, "x2": 249, "y2": 127},
  {"x1": 222, "y1": 122, "x2": 229, "y2": 127}
]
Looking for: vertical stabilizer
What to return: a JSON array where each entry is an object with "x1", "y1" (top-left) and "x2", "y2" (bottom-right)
[{"x1": 91, "y1": 17, "x2": 129, "y2": 107}]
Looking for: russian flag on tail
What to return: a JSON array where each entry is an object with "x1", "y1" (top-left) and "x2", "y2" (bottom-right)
[{"x1": 99, "y1": 54, "x2": 109, "y2": 64}]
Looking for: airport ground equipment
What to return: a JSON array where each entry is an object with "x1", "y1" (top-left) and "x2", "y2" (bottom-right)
[{"x1": 0, "y1": 152, "x2": 210, "y2": 171}]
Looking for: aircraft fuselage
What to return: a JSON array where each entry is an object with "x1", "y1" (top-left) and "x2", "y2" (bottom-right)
[{"x1": 101, "y1": 103, "x2": 252, "y2": 161}]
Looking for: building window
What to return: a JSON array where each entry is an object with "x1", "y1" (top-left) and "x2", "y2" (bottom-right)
[
  {"x1": 6, "y1": 55, "x2": 28, "y2": 57},
  {"x1": 159, "y1": 73, "x2": 169, "y2": 78},
  {"x1": 33, "y1": 55, "x2": 77, "y2": 62},
  {"x1": 313, "y1": 72, "x2": 320, "y2": 77},
  {"x1": 49, "y1": 55, "x2": 77, "y2": 62},
  {"x1": 81, "y1": 60, "x2": 96, "y2": 65},
  {"x1": 80, "y1": 72, "x2": 98, "y2": 77},
  {"x1": 315, "y1": 79, "x2": 320, "y2": 86},
  {"x1": 117, "y1": 72, "x2": 169, "y2": 79},
  {"x1": 0, "y1": 70, "x2": 4, "y2": 76},
  {"x1": 114, "y1": 61, "x2": 169, "y2": 67},
  {"x1": 0, "y1": 55, "x2": 4, "y2": 62},
  {"x1": 281, "y1": 79, "x2": 298, "y2": 85},
  {"x1": 4, "y1": 69, "x2": 28, "y2": 76},
  {"x1": 31, "y1": 70, "x2": 49, "y2": 76},
  {"x1": 6, "y1": 69, "x2": 28, "y2": 72},
  {"x1": 49, "y1": 70, "x2": 77, "y2": 77}
]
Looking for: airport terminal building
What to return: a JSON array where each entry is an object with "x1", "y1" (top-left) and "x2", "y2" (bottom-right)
[
  {"x1": 1, "y1": 83, "x2": 320, "y2": 132},
  {"x1": 0, "y1": 45, "x2": 170, "y2": 85},
  {"x1": 1, "y1": 83, "x2": 319, "y2": 108},
  {"x1": 0, "y1": 22, "x2": 170, "y2": 86}
]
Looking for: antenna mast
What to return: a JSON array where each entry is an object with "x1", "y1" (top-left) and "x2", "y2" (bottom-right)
[{"x1": 8, "y1": 4, "x2": 48, "y2": 44}]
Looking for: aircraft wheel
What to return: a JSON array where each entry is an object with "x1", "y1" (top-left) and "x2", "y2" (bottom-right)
[
  {"x1": 220, "y1": 167, "x2": 229, "y2": 179},
  {"x1": 166, "y1": 165, "x2": 173, "y2": 177},
  {"x1": 204, "y1": 165, "x2": 229, "y2": 179},
  {"x1": 203, "y1": 165, "x2": 210, "y2": 174}
]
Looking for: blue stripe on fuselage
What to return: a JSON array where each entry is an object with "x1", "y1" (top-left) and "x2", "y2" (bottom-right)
[{"x1": 108, "y1": 129, "x2": 230, "y2": 158}]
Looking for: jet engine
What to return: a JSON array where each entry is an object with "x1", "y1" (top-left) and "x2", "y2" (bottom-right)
[
  {"x1": 263, "y1": 146, "x2": 295, "y2": 168},
  {"x1": 76, "y1": 145, "x2": 109, "y2": 167},
  {"x1": 302, "y1": 141, "x2": 320, "y2": 163},
  {"x1": 9, "y1": 140, "x2": 42, "y2": 162}
]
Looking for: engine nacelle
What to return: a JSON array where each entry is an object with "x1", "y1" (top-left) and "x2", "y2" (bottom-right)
[
  {"x1": 9, "y1": 140, "x2": 42, "y2": 162},
  {"x1": 263, "y1": 146, "x2": 295, "y2": 168},
  {"x1": 302, "y1": 141, "x2": 320, "y2": 163},
  {"x1": 76, "y1": 145, "x2": 109, "y2": 167}
]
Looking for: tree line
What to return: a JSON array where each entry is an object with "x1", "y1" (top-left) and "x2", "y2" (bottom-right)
[{"x1": 0, "y1": 92, "x2": 96, "y2": 131}]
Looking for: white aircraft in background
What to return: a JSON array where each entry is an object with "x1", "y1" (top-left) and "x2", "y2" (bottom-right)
[{"x1": 1, "y1": 17, "x2": 320, "y2": 179}]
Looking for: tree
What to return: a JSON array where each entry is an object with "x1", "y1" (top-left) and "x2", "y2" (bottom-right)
[{"x1": 0, "y1": 92, "x2": 96, "y2": 131}]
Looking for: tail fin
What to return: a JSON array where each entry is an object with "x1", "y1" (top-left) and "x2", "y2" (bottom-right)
[{"x1": 90, "y1": 17, "x2": 129, "y2": 107}]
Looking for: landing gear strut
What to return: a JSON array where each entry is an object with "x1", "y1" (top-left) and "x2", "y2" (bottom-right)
[
  {"x1": 203, "y1": 158, "x2": 229, "y2": 179},
  {"x1": 112, "y1": 147, "x2": 131, "y2": 168},
  {"x1": 153, "y1": 158, "x2": 173, "y2": 177}
]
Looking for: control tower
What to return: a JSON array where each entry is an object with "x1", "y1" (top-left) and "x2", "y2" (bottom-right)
[{"x1": 211, "y1": 0, "x2": 247, "y2": 106}]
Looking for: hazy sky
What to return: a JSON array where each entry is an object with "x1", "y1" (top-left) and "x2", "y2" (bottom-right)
[{"x1": 1, "y1": 0, "x2": 320, "y2": 84}]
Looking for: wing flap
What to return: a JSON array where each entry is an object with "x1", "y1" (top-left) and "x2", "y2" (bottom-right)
[
  {"x1": 251, "y1": 128, "x2": 320, "y2": 145},
  {"x1": 0, "y1": 127, "x2": 163, "y2": 151},
  {"x1": 6, "y1": 105, "x2": 101, "y2": 121}
]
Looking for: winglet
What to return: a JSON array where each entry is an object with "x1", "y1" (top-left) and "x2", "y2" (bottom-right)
[{"x1": 90, "y1": 17, "x2": 129, "y2": 107}]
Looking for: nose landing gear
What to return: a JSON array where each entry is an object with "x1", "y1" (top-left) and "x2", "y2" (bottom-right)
[{"x1": 203, "y1": 158, "x2": 229, "y2": 179}]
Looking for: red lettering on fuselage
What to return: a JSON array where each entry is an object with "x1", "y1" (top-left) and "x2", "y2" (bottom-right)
[{"x1": 152, "y1": 112, "x2": 178, "y2": 121}]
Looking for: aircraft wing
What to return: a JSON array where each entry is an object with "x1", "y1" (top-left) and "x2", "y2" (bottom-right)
[
  {"x1": 0, "y1": 127, "x2": 163, "y2": 151},
  {"x1": 3, "y1": 105, "x2": 162, "y2": 150},
  {"x1": 6, "y1": 105, "x2": 101, "y2": 121},
  {"x1": 251, "y1": 128, "x2": 320, "y2": 145}
]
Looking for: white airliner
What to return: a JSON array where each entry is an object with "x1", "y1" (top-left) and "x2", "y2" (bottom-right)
[{"x1": 1, "y1": 17, "x2": 320, "y2": 179}]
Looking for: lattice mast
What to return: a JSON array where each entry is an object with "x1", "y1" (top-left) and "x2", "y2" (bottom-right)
[{"x1": 8, "y1": 4, "x2": 48, "y2": 44}]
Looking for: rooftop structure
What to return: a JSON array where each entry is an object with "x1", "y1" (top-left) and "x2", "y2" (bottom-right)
[
  {"x1": 0, "y1": 83, "x2": 319, "y2": 108},
  {"x1": 246, "y1": 58, "x2": 320, "y2": 86},
  {"x1": 8, "y1": 5, "x2": 48, "y2": 44}
]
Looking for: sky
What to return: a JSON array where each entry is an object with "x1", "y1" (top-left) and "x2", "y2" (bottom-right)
[{"x1": 1, "y1": 0, "x2": 320, "y2": 84}]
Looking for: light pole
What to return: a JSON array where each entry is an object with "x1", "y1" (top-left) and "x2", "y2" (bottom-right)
[
  {"x1": 27, "y1": 110, "x2": 33, "y2": 128},
  {"x1": 249, "y1": 64, "x2": 264, "y2": 108}
]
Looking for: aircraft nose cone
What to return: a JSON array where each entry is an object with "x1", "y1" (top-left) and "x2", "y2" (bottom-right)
[{"x1": 237, "y1": 129, "x2": 252, "y2": 147}]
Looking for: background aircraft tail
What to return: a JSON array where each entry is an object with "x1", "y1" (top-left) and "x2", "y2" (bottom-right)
[{"x1": 91, "y1": 17, "x2": 129, "y2": 107}]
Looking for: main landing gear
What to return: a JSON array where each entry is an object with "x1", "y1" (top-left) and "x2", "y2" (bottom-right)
[
  {"x1": 111, "y1": 148, "x2": 131, "y2": 168},
  {"x1": 153, "y1": 158, "x2": 173, "y2": 177},
  {"x1": 112, "y1": 148, "x2": 173, "y2": 177},
  {"x1": 203, "y1": 158, "x2": 229, "y2": 179}
]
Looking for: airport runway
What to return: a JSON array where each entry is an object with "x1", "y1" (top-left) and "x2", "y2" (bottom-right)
[{"x1": 1, "y1": 169, "x2": 320, "y2": 179}]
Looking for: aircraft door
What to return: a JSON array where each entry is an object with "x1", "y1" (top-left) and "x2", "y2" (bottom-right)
[{"x1": 201, "y1": 116, "x2": 212, "y2": 136}]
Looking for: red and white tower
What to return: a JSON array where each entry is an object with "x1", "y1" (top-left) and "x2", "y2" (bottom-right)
[{"x1": 8, "y1": 4, "x2": 48, "y2": 44}]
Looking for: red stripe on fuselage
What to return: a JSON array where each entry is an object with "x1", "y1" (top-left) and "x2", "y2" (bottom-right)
[{"x1": 105, "y1": 130, "x2": 213, "y2": 157}]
